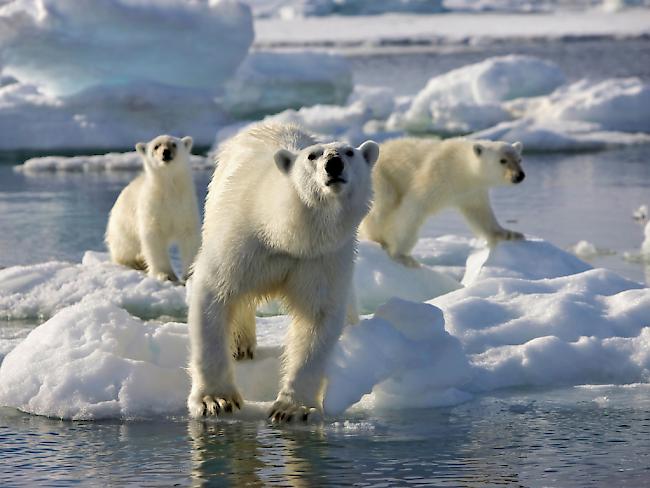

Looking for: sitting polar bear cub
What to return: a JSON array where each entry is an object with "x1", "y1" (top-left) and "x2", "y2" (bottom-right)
[
  {"x1": 187, "y1": 123, "x2": 379, "y2": 423},
  {"x1": 105, "y1": 135, "x2": 200, "y2": 282},
  {"x1": 359, "y1": 137, "x2": 525, "y2": 267}
]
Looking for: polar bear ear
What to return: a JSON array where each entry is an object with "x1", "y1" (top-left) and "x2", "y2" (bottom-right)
[
  {"x1": 274, "y1": 149, "x2": 296, "y2": 174},
  {"x1": 512, "y1": 141, "x2": 523, "y2": 154},
  {"x1": 358, "y1": 140, "x2": 380, "y2": 166},
  {"x1": 135, "y1": 142, "x2": 147, "y2": 156},
  {"x1": 181, "y1": 136, "x2": 193, "y2": 151},
  {"x1": 473, "y1": 143, "x2": 483, "y2": 157}
]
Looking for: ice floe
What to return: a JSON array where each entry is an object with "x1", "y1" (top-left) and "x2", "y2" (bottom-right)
[
  {"x1": 223, "y1": 51, "x2": 353, "y2": 118},
  {"x1": 0, "y1": 0, "x2": 253, "y2": 97},
  {"x1": 18, "y1": 151, "x2": 212, "y2": 173},
  {"x1": 387, "y1": 55, "x2": 565, "y2": 135},
  {"x1": 1, "y1": 237, "x2": 649, "y2": 420},
  {"x1": 0, "y1": 243, "x2": 460, "y2": 321}
]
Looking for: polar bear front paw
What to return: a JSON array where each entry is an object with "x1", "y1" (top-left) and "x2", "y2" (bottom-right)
[
  {"x1": 187, "y1": 389, "x2": 243, "y2": 418},
  {"x1": 234, "y1": 345, "x2": 255, "y2": 361},
  {"x1": 268, "y1": 400, "x2": 321, "y2": 424}
]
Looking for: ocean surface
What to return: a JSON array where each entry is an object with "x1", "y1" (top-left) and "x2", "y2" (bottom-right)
[{"x1": 1, "y1": 37, "x2": 649, "y2": 486}]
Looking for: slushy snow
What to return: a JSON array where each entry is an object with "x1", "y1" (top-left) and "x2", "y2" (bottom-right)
[{"x1": 2, "y1": 237, "x2": 649, "y2": 420}]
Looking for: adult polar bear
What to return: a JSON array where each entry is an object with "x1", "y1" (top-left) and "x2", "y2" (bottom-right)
[
  {"x1": 359, "y1": 137, "x2": 525, "y2": 267},
  {"x1": 187, "y1": 123, "x2": 379, "y2": 422},
  {"x1": 105, "y1": 135, "x2": 200, "y2": 282}
]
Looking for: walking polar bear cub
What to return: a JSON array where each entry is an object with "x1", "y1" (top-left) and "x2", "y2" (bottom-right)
[
  {"x1": 105, "y1": 135, "x2": 200, "y2": 282},
  {"x1": 359, "y1": 137, "x2": 525, "y2": 267},
  {"x1": 187, "y1": 123, "x2": 379, "y2": 422}
]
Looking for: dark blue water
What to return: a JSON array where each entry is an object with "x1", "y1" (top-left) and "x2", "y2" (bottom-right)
[{"x1": 1, "y1": 386, "x2": 649, "y2": 486}]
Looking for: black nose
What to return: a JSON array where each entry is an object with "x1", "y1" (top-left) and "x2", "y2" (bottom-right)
[
  {"x1": 325, "y1": 156, "x2": 343, "y2": 177},
  {"x1": 513, "y1": 171, "x2": 525, "y2": 183},
  {"x1": 162, "y1": 149, "x2": 172, "y2": 161}
]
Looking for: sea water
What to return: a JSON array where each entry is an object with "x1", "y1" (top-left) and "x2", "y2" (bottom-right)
[{"x1": 1, "y1": 37, "x2": 649, "y2": 486}]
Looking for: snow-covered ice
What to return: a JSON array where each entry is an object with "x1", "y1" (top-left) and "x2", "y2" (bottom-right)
[
  {"x1": 0, "y1": 252, "x2": 188, "y2": 321},
  {"x1": 18, "y1": 152, "x2": 212, "y2": 173},
  {"x1": 223, "y1": 51, "x2": 353, "y2": 118},
  {"x1": 0, "y1": 244, "x2": 460, "y2": 321},
  {"x1": 0, "y1": 80, "x2": 228, "y2": 150},
  {"x1": 2, "y1": 237, "x2": 649, "y2": 420},
  {"x1": 387, "y1": 55, "x2": 564, "y2": 135},
  {"x1": 0, "y1": 0, "x2": 253, "y2": 96}
]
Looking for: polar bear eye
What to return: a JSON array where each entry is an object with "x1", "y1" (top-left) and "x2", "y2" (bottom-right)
[
  {"x1": 171, "y1": 143, "x2": 176, "y2": 149},
  {"x1": 500, "y1": 159, "x2": 507, "y2": 165},
  {"x1": 308, "y1": 152, "x2": 318, "y2": 161},
  {"x1": 154, "y1": 144, "x2": 160, "y2": 150},
  {"x1": 345, "y1": 149, "x2": 354, "y2": 157}
]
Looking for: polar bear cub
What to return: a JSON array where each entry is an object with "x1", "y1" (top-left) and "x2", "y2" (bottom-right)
[
  {"x1": 187, "y1": 123, "x2": 379, "y2": 422},
  {"x1": 359, "y1": 137, "x2": 525, "y2": 267},
  {"x1": 105, "y1": 135, "x2": 201, "y2": 282}
]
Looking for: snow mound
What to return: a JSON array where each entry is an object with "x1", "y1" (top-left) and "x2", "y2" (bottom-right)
[
  {"x1": 0, "y1": 252, "x2": 187, "y2": 321},
  {"x1": 325, "y1": 298, "x2": 472, "y2": 413},
  {"x1": 0, "y1": 0, "x2": 253, "y2": 97},
  {"x1": 462, "y1": 238, "x2": 592, "y2": 285},
  {"x1": 355, "y1": 241, "x2": 461, "y2": 313},
  {"x1": 0, "y1": 243, "x2": 460, "y2": 322},
  {"x1": 389, "y1": 55, "x2": 564, "y2": 135},
  {"x1": 0, "y1": 81, "x2": 227, "y2": 150},
  {"x1": 18, "y1": 151, "x2": 211, "y2": 173},
  {"x1": 523, "y1": 78, "x2": 650, "y2": 133},
  {"x1": 471, "y1": 118, "x2": 650, "y2": 151},
  {"x1": 224, "y1": 51, "x2": 353, "y2": 118},
  {"x1": 0, "y1": 297, "x2": 470, "y2": 419},
  {"x1": 3, "y1": 238, "x2": 650, "y2": 420}
]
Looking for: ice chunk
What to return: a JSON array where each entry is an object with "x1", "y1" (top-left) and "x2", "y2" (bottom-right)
[
  {"x1": 0, "y1": 81, "x2": 227, "y2": 150},
  {"x1": 18, "y1": 151, "x2": 212, "y2": 173},
  {"x1": 355, "y1": 241, "x2": 460, "y2": 313},
  {"x1": 390, "y1": 55, "x2": 564, "y2": 134},
  {"x1": 462, "y1": 238, "x2": 592, "y2": 285},
  {"x1": 325, "y1": 298, "x2": 472, "y2": 413},
  {"x1": 0, "y1": 0, "x2": 253, "y2": 96},
  {"x1": 0, "y1": 242, "x2": 459, "y2": 322},
  {"x1": 522, "y1": 78, "x2": 650, "y2": 133},
  {"x1": 0, "y1": 252, "x2": 187, "y2": 321},
  {"x1": 471, "y1": 118, "x2": 650, "y2": 151},
  {"x1": 2, "y1": 237, "x2": 650, "y2": 420},
  {"x1": 224, "y1": 51, "x2": 353, "y2": 118}
]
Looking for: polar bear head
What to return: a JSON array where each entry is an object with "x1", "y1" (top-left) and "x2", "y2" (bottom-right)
[
  {"x1": 136, "y1": 135, "x2": 193, "y2": 172},
  {"x1": 273, "y1": 140, "x2": 380, "y2": 208},
  {"x1": 473, "y1": 140, "x2": 525, "y2": 186}
]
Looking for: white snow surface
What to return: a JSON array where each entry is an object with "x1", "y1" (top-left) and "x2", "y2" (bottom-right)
[
  {"x1": 387, "y1": 55, "x2": 565, "y2": 135},
  {"x1": 0, "y1": 242, "x2": 460, "y2": 321},
  {"x1": 254, "y1": 9, "x2": 650, "y2": 47},
  {"x1": 1, "y1": 236, "x2": 649, "y2": 420},
  {"x1": 18, "y1": 152, "x2": 212, "y2": 173},
  {"x1": 0, "y1": 0, "x2": 253, "y2": 97},
  {"x1": 0, "y1": 80, "x2": 228, "y2": 150},
  {"x1": 223, "y1": 51, "x2": 353, "y2": 117}
]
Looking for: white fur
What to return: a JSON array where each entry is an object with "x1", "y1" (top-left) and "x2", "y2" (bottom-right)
[
  {"x1": 187, "y1": 123, "x2": 378, "y2": 422},
  {"x1": 359, "y1": 137, "x2": 525, "y2": 267},
  {"x1": 105, "y1": 135, "x2": 201, "y2": 282}
]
